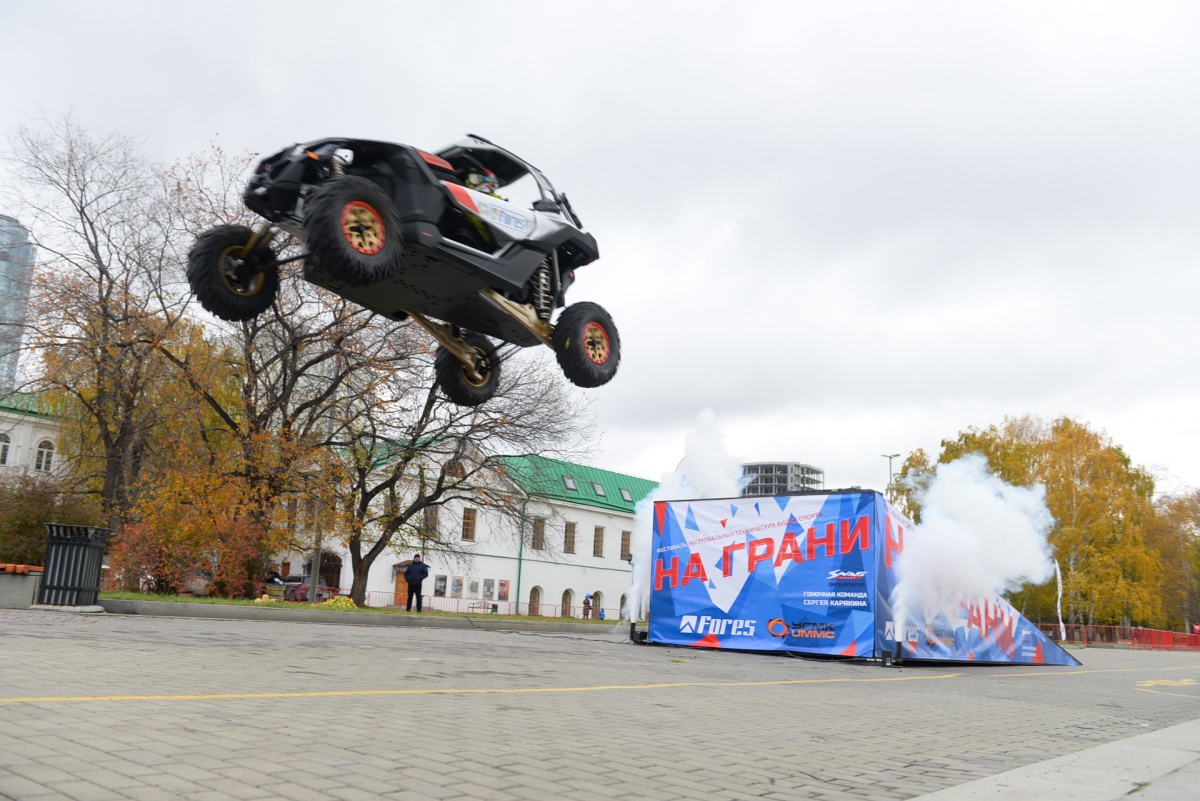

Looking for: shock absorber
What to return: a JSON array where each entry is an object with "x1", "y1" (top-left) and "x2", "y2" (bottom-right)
[{"x1": 533, "y1": 260, "x2": 552, "y2": 321}]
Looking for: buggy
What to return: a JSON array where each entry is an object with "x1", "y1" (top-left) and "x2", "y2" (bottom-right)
[{"x1": 186, "y1": 134, "x2": 620, "y2": 406}]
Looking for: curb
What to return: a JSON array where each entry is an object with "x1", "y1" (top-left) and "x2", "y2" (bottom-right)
[{"x1": 98, "y1": 599, "x2": 636, "y2": 635}]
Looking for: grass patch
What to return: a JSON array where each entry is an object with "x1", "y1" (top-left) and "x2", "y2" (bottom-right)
[{"x1": 97, "y1": 590, "x2": 619, "y2": 623}]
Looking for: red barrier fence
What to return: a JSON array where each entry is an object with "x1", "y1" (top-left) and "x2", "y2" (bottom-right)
[
  {"x1": 361, "y1": 590, "x2": 615, "y2": 620},
  {"x1": 1037, "y1": 623, "x2": 1200, "y2": 651}
]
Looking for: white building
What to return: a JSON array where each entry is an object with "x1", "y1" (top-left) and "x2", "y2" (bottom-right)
[
  {"x1": 312, "y1": 455, "x2": 657, "y2": 620},
  {"x1": 0, "y1": 393, "x2": 60, "y2": 477}
]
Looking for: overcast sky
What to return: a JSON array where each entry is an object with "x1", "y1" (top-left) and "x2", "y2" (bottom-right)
[{"x1": 3, "y1": 1, "x2": 1200, "y2": 494}]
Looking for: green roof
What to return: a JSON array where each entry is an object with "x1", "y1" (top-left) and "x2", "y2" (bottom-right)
[
  {"x1": 499, "y1": 455, "x2": 657, "y2": 514},
  {"x1": 0, "y1": 391, "x2": 54, "y2": 418}
]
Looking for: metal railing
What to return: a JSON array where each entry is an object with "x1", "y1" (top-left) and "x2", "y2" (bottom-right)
[
  {"x1": 360, "y1": 590, "x2": 615, "y2": 619},
  {"x1": 1037, "y1": 623, "x2": 1200, "y2": 651}
]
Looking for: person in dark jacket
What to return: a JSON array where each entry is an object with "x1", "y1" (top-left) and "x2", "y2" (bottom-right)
[{"x1": 404, "y1": 554, "x2": 430, "y2": 612}]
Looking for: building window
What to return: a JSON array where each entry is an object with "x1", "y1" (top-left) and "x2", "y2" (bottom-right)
[
  {"x1": 563, "y1": 475, "x2": 577, "y2": 491},
  {"x1": 282, "y1": 561, "x2": 291, "y2": 577},
  {"x1": 561, "y1": 589, "x2": 573, "y2": 618},
  {"x1": 563, "y1": 522, "x2": 576, "y2": 554},
  {"x1": 461, "y1": 507, "x2": 477, "y2": 541},
  {"x1": 620, "y1": 530, "x2": 632, "y2": 561},
  {"x1": 620, "y1": 488, "x2": 633, "y2": 503},
  {"x1": 423, "y1": 505, "x2": 440, "y2": 540},
  {"x1": 35, "y1": 440, "x2": 54, "y2": 472},
  {"x1": 532, "y1": 517, "x2": 545, "y2": 550},
  {"x1": 593, "y1": 526, "x2": 604, "y2": 558},
  {"x1": 592, "y1": 482, "x2": 606, "y2": 497},
  {"x1": 0, "y1": 433, "x2": 8, "y2": 466}
]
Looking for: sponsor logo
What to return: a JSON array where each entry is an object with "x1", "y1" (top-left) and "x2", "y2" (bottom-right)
[
  {"x1": 476, "y1": 201, "x2": 530, "y2": 232},
  {"x1": 827, "y1": 570, "x2": 867, "y2": 580},
  {"x1": 884, "y1": 621, "x2": 895, "y2": 640},
  {"x1": 924, "y1": 625, "x2": 956, "y2": 646},
  {"x1": 905, "y1": 626, "x2": 920, "y2": 643},
  {"x1": 766, "y1": 617, "x2": 836, "y2": 640},
  {"x1": 679, "y1": 615, "x2": 756, "y2": 637}
]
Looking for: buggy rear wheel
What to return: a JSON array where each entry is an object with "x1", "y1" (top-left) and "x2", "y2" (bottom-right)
[
  {"x1": 187, "y1": 225, "x2": 279, "y2": 322},
  {"x1": 305, "y1": 176, "x2": 403, "y2": 286},
  {"x1": 434, "y1": 332, "x2": 501, "y2": 407},
  {"x1": 553, "y1": 302, "x2": 620, "y2": 388}
]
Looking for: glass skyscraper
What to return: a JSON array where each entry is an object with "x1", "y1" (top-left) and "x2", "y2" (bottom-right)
[{"x1": 0, "y1": 215, "x2": 35, "y2": 392}]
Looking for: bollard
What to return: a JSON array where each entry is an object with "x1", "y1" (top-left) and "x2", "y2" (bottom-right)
[{"x1": 37, "y1": 524, "x2": 112, "y2": 606}]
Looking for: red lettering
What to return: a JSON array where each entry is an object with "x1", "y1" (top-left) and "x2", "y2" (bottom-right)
[
  {"x1": 841, "y1": 516, "x2": 870, "y2": 553},
  {"x1": 681, "y1": 553, "x2": 708, "y2": 586},
  {"x1": 746, "y1": 537, "x2": 775, "y2": 573},
  {"x1": 885, "y1": 516, "x2": 904, "y2": 569},
  {"x1": 722, "y1": 541, "x2": 746, "y2": 577},
  {"x1": 807, "y1": 524, "x2": 836, "y2": 561},
  {"x1": 654, "y1": 557, "x2": 680, "y2": 590},
  {"x1": 774, "y1": 532, "x2": 805, "y2": 567},
  {"x1": 984, "y1": 600, "x2": 999, "y2": 644},
  {"x1": 967, "y1": 602, "x2": 982, "y2": 636}
]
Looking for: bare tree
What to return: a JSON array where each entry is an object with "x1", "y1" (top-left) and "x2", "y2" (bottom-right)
[
  {"x1": 331, "y1": 346, "x2": 591, "y2": 605},
  {"x1": 4, "y1": 114, "x2": 189, "y2": 526}
]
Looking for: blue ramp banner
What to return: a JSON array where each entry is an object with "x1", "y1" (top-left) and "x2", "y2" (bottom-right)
[{"x1": 647, "y1": 491, "x2": 1079, "y2": 666}]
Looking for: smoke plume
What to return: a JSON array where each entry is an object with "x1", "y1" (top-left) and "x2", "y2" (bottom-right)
[
  {"x1": 892, "y1": 454, "x2": 1055, "y2": 630},
  {"x1": 621, "y1": 410, "x2": 744, "y2": 622}
]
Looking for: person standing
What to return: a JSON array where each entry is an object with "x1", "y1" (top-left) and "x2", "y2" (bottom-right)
[{"x1": 404, "y1": 554, "x2": 430, "y2": 612}]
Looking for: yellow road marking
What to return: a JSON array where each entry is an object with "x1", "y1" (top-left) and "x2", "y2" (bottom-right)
[
  {"x1": 1137, "y1": 687, "x2": 1200, "y2": 699},
  {"x1": 988, "y1": 665, "x2": 1200, "y2": 678},
  {"x1": 0, "y1": 673, "x2": 961, "y2": 705},
  {"x1": 1137, "y1": 679, "x2": 1196, "y2": 687}
]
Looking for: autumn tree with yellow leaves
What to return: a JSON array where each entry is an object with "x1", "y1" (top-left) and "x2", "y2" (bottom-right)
[{"x1": 902, "y1": 415, "x2": 1172, "y2": 627}]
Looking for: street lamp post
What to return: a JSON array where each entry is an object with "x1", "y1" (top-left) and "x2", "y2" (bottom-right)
[{"x1": 882, "y1": 453, "x2": 900, "y2": 498}]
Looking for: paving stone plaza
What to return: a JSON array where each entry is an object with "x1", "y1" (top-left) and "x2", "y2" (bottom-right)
[{"x1": 1, "y1": 608, "x2": 1199, "y2": 800}]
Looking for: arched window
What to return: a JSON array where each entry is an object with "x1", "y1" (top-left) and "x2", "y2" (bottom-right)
[
  {"x1": 35, "y1": 440, "x2": 54, "y2": 472},
  {"x1": 528, "y1": 586, "x2": 541, "y2": 616},
  {"x1": 561, "y1": 589, "x2": 574, "y2": 617},
  {"x1": 591, "y1": 591, "x2": 603, "y2": 617},
  {"x1": 0, "y1": 433, "x2": 9, "y2": 466},
  {"x1": 620, "y1": 594, "x2": 628, "y2": 618}
]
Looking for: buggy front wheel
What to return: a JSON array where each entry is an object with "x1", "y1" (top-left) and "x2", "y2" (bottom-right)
[
  {"x1": 553, "y1": 302, "x2": 620, "y2": 388},
  {"x1": 305, "y1": 176, "x2": 403, "y2": 286},
  {"x1": 186, "y1": 225, "x2": 279, "y2": 322},
  {"x1": 434, "y1": 332, "x2": 501, "y2": 407}
]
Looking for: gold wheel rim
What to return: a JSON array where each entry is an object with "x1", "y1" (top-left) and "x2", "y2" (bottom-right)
[
  {"x1": 341, "y1": 201, "x2": 386, "y2": 255},
  {"x1": 583, "y1": 322, "x2": 610, "y2": 365},
  {"x1": 463, "y1": 347, "x2": 492, "y2": 387},
  {"x1": 218, "y1": 245, "x2": 264, "y2": 297}
]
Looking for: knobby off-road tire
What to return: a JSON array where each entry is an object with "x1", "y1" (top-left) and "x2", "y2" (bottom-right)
[
  {"x1": 553, "y1": 302, "x2": 620, "y2": 388},
  {"x1": 434, "y1": 332, "x2": 501, "y2": 407},
  {"x1": 187, "y1": 225, "x2": 280, "y2": 322},
  {"x1": 305, "y1": 176, "x2": 403, "y2": 286}
]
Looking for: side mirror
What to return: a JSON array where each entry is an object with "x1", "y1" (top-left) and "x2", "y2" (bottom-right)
[{"x1": 532, "y1": 198, "x2": 562, "y2": 213}]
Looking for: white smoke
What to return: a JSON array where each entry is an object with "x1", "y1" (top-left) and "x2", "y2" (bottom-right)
[
  {"x1": 892, "y1": 454, "x2": 1055, "y2": 631},
  {"x1": 620, "y1": 410, "x2": 744, "y2": 623}
]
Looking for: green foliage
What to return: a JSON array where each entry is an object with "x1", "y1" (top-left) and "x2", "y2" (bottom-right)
[{"x1": 0, "y1": 475, "x2": 98, "y2": 566}]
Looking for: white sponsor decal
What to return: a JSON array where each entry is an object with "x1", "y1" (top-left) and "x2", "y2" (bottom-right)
[
  {"x1": 679, "y1": 615, "x2": 756, "y2": 637},
  {"x1": 476, "y1": 201, "x2": 530, "y2": 233}
]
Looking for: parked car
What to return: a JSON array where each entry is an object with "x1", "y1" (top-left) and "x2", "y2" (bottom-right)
[{"x1": 282, "y1": 576, "x2": 336, "y2": 603}]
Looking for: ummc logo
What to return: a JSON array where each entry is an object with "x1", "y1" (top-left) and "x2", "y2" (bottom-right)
[
  {"x1": 679, "y1": 615, "x2": 756, "y2": 636},
  {"x1": 767, "y1": 618, "x2": 836, "y2": 640},
  {"x1": 827, "y1": 570, "x2": 867, "y2": 580}
]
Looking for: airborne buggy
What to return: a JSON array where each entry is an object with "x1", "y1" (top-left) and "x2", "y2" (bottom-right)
[{"x1": 186, "y1": 134, "x2": 619, "y2": 406}]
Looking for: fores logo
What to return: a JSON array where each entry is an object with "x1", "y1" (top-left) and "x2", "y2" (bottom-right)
[
  {"x1": 766, "y1": 617, "x2": 836, "y2": 640},
  {"x1": 679, "y1": 615, "x2": 756, "y2": 636}
]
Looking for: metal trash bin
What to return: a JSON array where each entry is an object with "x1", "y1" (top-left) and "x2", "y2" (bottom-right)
[{"x1": 37, "y1": 524, "x2": 112, "y2": 606}]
